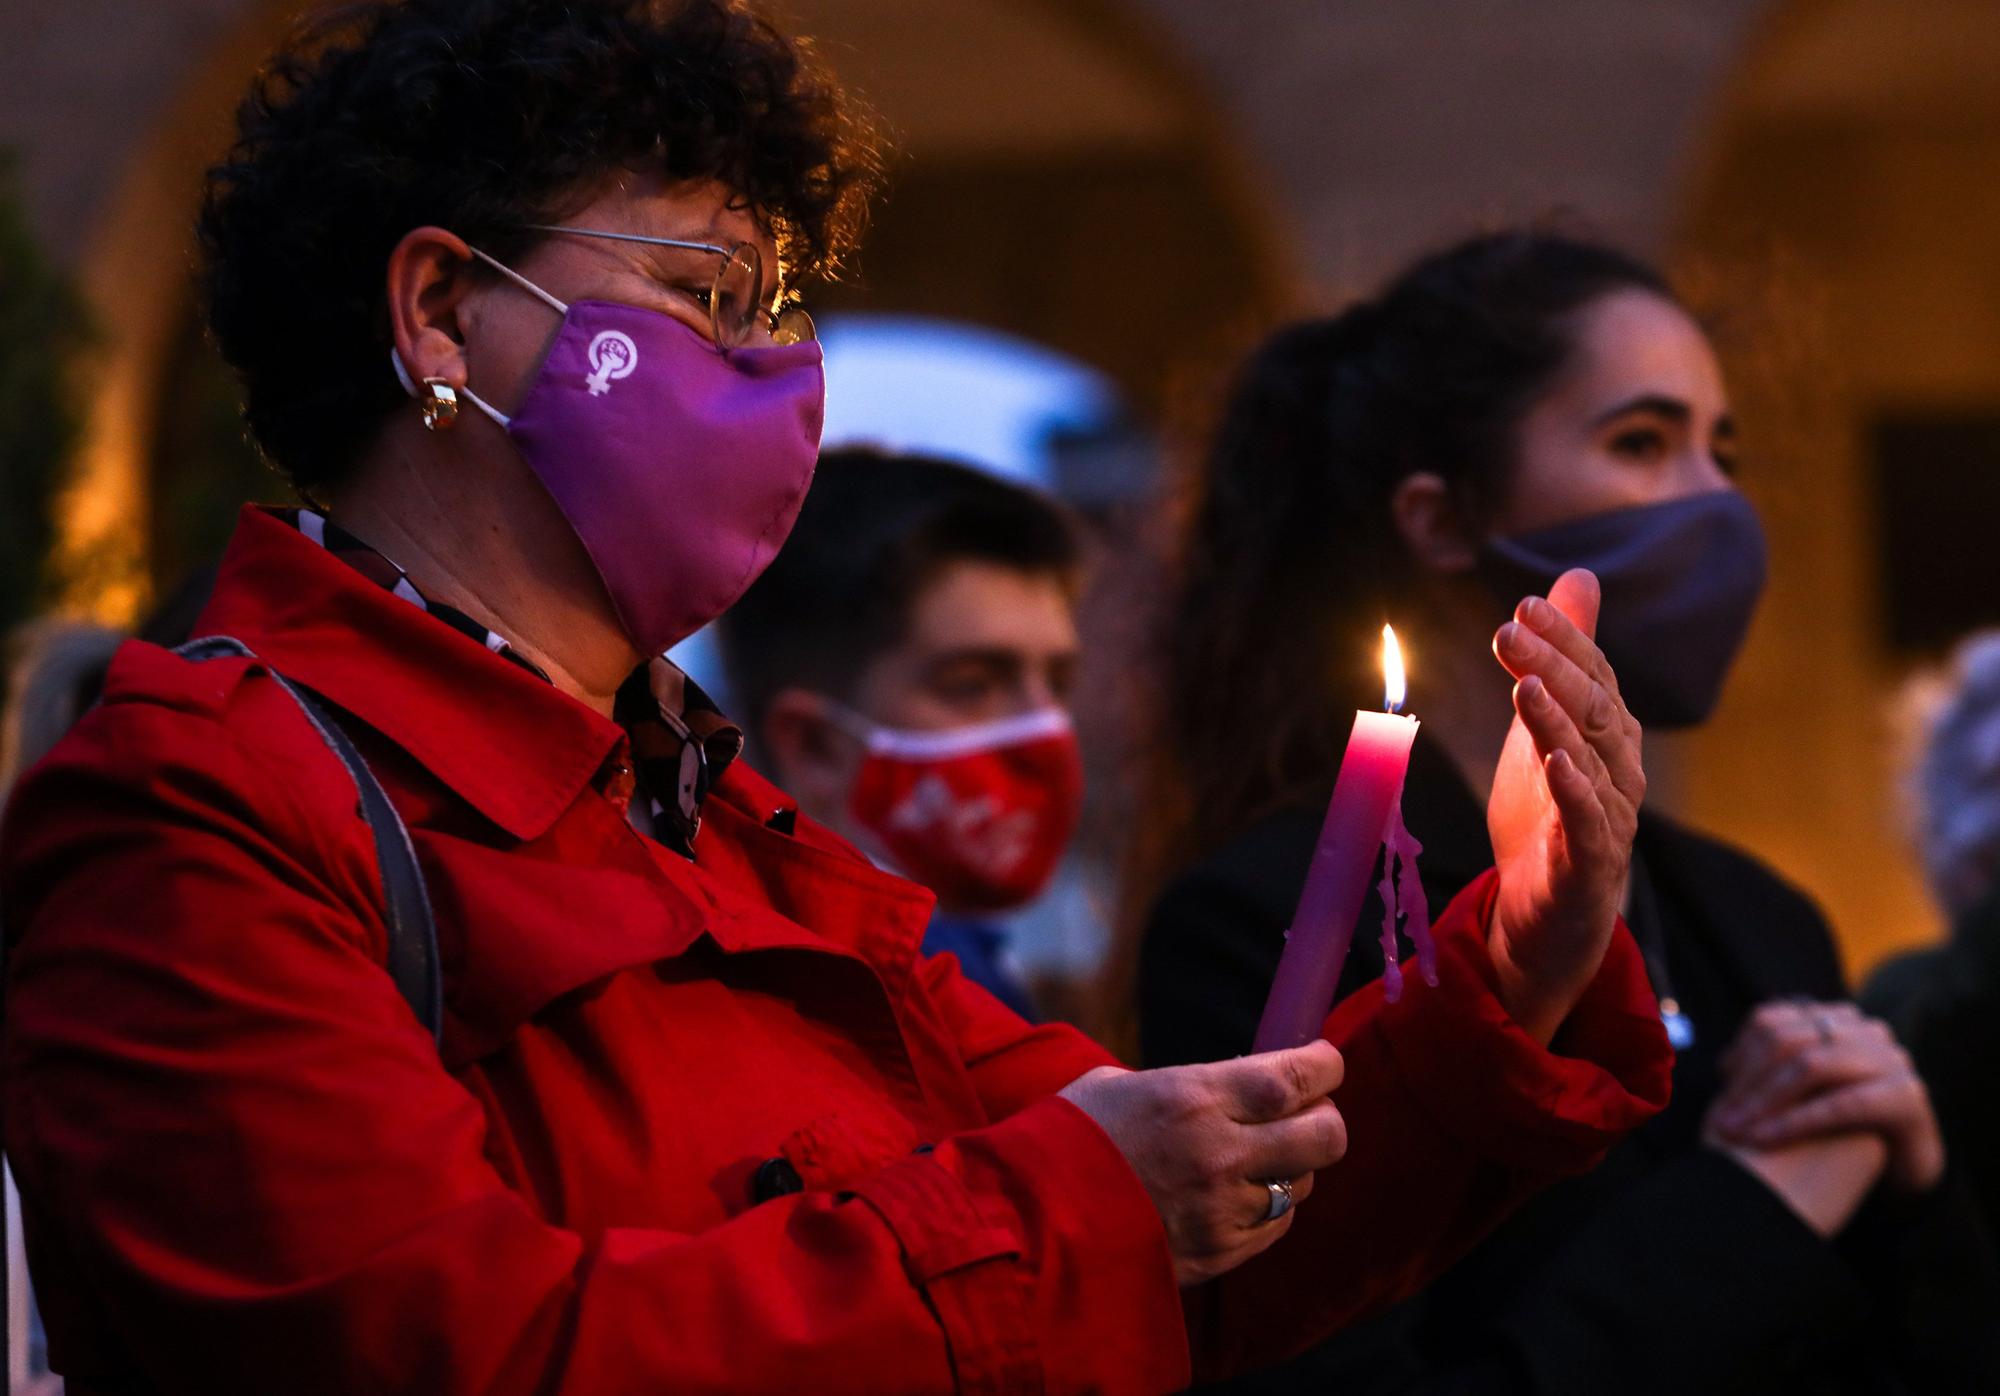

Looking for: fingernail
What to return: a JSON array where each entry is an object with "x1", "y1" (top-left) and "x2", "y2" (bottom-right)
[
  {"x1": 1497, "y1": 621, "x2": 1525, "y2": 652},
  {"x1": 1521, "y1": 597, "x2": 1553, "y2": 629}
]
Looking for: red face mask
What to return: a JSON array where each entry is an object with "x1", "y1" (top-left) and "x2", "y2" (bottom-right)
[{"x1": 845, "y1": 708, "x2": 1084, "y2": 913}]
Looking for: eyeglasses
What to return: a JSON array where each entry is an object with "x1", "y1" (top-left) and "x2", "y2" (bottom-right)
[{"x1": 521, "y1": 224, "x2": 816, "y2": 351}]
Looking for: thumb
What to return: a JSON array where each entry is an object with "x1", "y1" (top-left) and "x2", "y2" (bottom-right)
[
  {"x1": 1547, "y1": 568, "x2": 1601, "y2": 641},
  {"x1": 1212, "y1": 1040, "x2": 1346, "y2": 1123}
]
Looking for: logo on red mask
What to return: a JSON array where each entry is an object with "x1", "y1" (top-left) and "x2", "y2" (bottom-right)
[{"x1": 847, "y1": 708, "x2": 1084, "y2": 912}]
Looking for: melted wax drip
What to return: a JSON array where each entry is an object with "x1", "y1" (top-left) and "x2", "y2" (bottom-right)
[{"x1": 1375, "y1": 775, "x2": 1437, "y2": 1003}]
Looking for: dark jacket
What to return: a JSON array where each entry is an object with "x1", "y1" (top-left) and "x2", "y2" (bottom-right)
[
  {"x1": 1142, "y1": 734, "x2": 2000, "y2": 1395},
  {"x1": 1865, "y1": 886, "x2": 2000, "y2": 1246}
]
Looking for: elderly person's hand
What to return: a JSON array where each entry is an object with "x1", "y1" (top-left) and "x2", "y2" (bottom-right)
[
  {"x1": 1484, "y1": 569, "x2": 1648, "y2": 1044},
  {"x1": 1707, "y1": 999, "x2": 1945, "y2": 1194},
  {"x1": 1061, "y1": 1040, "x2": 1347, "y2": 1287}
]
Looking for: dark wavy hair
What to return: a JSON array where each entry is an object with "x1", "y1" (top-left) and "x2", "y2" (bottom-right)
[
  {"x1": 198, "y1": 0, "x2": 881, "y2": 499},
  {"x1": 1119, "y1": 230, "x2": 1674, "y2": 950}
]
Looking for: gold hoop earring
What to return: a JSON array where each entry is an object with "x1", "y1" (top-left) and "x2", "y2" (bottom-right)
[{"x1": 420, "y1": 378, "x2": 460, "y2": 432}]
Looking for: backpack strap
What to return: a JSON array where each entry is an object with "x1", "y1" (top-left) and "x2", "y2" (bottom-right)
[{"x1": 176, "y1": 636, "x2": 442, "y2": 1045}]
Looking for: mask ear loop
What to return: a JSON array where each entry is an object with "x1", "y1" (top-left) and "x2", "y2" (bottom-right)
[
  {"x1": 818, "y1": 699, "x2": 884, "y2": 753},
  {"x1": 466, "y1": 245, "x2": 570, "y2": 316},
  {"x1": 386, "y1": 245, "x2": 572, "y2": 430}
]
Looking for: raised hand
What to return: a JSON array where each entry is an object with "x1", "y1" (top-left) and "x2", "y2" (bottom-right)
[
  {"x1": 1485, "y1": 569, "x2": 1647, "y2": 1044},
  {"x1": 1059, "y1": 1041, "x2": 1348, "y2": 1287}
]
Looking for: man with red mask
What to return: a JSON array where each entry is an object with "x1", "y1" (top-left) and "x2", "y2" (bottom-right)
[{"x1": 718, "y1": 448, "x2": 1083, "y2": 1020}]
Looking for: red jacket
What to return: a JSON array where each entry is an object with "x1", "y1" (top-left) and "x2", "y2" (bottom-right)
[{"x1": 1, "y1": 508, "x2": 1670, "y2": 1394}]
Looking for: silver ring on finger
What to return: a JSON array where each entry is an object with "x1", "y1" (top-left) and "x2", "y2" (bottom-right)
[
  {"x1": 1812, "y1": 1012, "x2": 1838, "y2": 1046},
  {"x1": 1261, "y1": 1178, "x2": 1295, "y2": 1224}
]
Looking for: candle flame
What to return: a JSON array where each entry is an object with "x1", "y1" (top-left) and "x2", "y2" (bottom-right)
[{"x1": 1382, "y1": 624, "x2": 1407, "y2": 714}]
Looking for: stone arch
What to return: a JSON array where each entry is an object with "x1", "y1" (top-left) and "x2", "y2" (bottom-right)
[
  {"x1": 21, "y1": 0, "x2": 293, "y2": 621},
  {"x1": 24, "y1": 0, "x2": 1292, "y2": 618}
]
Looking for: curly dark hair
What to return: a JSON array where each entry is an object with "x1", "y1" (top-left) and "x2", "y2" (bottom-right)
[{"x1": 198, "y1": 0, "x2": 881, "y2": 499}]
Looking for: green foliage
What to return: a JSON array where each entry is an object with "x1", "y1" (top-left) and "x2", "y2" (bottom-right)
[
  {"x1": 0, "y1": 152, "x2": 91, "y2": 638},
  {"x1": 148, "y1": 306, "x2": 295, "y2": 592}
]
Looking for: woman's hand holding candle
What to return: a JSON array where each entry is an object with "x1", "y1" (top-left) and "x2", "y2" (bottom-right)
[
  {"x1": 1060, "y1": 1041, "x2": 1348, "y2": 1287},
  {"x1": 1485, "y1": 569, "x2": 1648, "y2": 1045}
]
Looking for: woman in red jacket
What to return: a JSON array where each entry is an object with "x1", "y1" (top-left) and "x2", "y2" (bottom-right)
[{"x1": 0, "y1": 3, "x2": 1668, "y2": 1392}]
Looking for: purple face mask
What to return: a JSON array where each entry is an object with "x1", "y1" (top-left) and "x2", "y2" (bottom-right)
[
  {"x1": 1478, "y1": 489, "x2": 1769, "y2": 730},
  {"x1": 397, "y1": 247, "x2": 824, "y2": 657}
]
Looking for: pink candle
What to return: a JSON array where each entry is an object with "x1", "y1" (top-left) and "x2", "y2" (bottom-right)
[{"x1": 1253, "y1": 627, "x2": 1423, "y2": 1052}]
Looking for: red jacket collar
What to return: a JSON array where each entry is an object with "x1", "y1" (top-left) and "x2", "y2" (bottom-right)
[{"x1": 194, "y1": 506, "x2": 625, "y2": 841}]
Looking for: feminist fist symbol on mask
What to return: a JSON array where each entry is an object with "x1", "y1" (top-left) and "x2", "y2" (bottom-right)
[{"x1": 585, "y1": 331, "x2": 640, "y2": 396}]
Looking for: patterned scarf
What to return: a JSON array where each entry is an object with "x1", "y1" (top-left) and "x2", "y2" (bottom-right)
[{"x1": 276, "y1": 507, "x2": 743, "y2": 855}]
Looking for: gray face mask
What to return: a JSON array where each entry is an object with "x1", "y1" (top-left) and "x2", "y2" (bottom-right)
[{"x1": 1478, "y1": 490, "x2": 1769, "y2": 730}]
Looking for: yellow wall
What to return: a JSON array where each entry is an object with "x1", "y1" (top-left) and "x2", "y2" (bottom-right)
[{"x1": 1678, "y1": 5, "x2": 2000, "y2": 977}]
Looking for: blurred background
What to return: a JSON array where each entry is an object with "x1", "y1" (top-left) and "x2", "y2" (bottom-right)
[{"x1": 7, "y1": 0, "x2": 2000, "y2": 1008}]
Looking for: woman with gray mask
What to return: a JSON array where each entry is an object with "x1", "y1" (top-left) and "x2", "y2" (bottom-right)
[{"x1": 1123, "y1": 230, "x2": 2000, "y2": 1393}]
